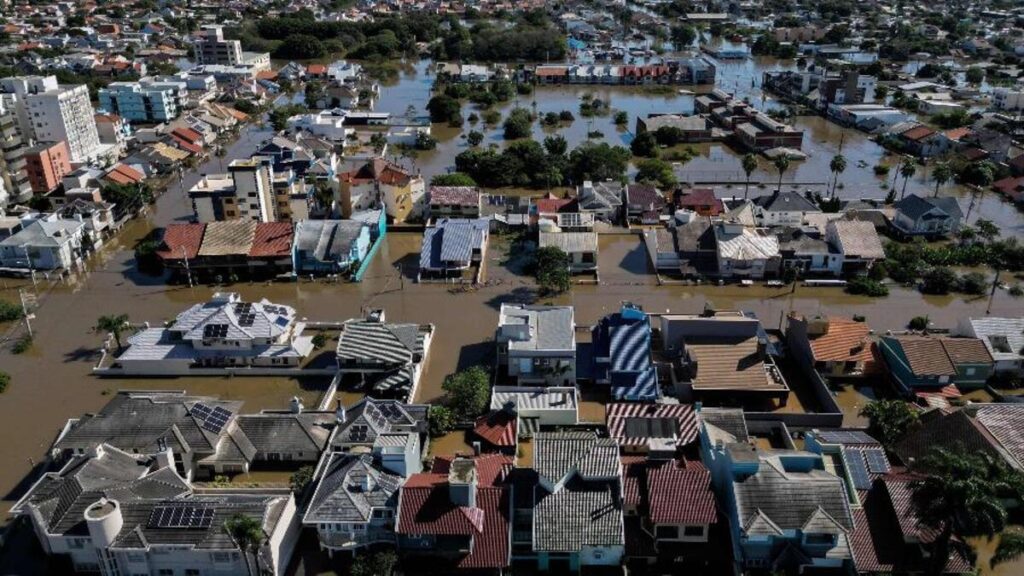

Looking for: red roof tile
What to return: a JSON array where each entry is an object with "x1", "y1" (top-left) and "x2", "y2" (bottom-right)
[
  {"x1": 249, "y1": 222, "x2": 294, "y2": 258},
  {"x1": 622, "y1": 458, "x2": 717, "y2": 525},
  {"x1": 606, "y1": 403, "x2": 699, "y2": 447},
  {"x1": 170, "y1": 135, "x2": 202, "y2": 155},
  {"x1": 171, "y1": 127, "x2": 203, "y2": 144},
  {"x1": 157, "y1": 223, "x2": 205, "y2": 260},
  {"x1": 806, "y1": 317, "x2": 878, "y2": 371},
  {"x1": 473, "y1": 410, "x2": 517, "y2": 448},
  {"x1": 534, "y1": 196, "x2": 577, "y2": 215}
]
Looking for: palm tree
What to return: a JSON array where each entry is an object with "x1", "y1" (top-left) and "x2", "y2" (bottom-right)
[
  {"x1": 226, "y1": 514, "x2": 265, "y2": 576},
  {"x1": 932, "y1": 161, "x2": 953, "y2": 198},
  {"x1": 95, "y1": 314, "x2": 130, "y2": 350},
  {"x1": 741, "y1": 153, "x2": 758, "y2": 200},
  {"x1": 992, "y1": 529, "x2": 1024, "y2": 570},
  {"x1": 828, "y1": 154, "x2": 847, "y2": 198},
  {"x1": 911, "y1": 448, "x2": 1020, "y2": 575},
  {"x1": 773, "y1": 154, "x2": 790, "y2": 193},
  {"x1": 899, "y1": 158, "x2": 917, "y2": 200}
]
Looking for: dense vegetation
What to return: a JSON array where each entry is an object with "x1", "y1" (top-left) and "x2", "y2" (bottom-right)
[{"x1": 454, "y1": 138, "x2": 630, "y2": 188}]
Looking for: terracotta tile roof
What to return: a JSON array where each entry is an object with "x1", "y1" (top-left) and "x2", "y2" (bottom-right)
[
  {"x1": 473, "y1": 410, "x2": 517, "y2": 448},
  {"x1": 687, "y1": 337, "x2": 787, "y2": 392},
  {"x1": 248, "y1": 222, "x2": 294, "y2": 258},
  {"x1": 943, "y1": 127, "x2": 972, "y2": 141},
  {"x1": 170, "y1": 135, "x2": 202, "y2": 155},
  {"x1": 622, "y1": 458, "x2": 717, "y2": 525},
  {"x1": 306, "y1": 64, "x2": 327, "y2": 74},
  {"x1": 805, "y1": 317, "x2": 879, "y2": 371},
  {"x1": 255, "y1": 70, "x2": 277, "y2": 81},
  {"x1": 677, "y1": 188, "x2": 723, "y2": 214},
  {"x1": 171, "y1": 127, "x2": 203, "y2": 144},
  {"x1": 890, "y1": 336, "x2": 992, "y2": 376},
  {"x1": 198, "y1": 220, "x2": 256, "y2": 257},
  {"x1": 972, "y1": 404, "x2": 1024, "y2": 470},
  {"x1": 432, "y1": 454, "x2": 513, "y2": 487},
  {"x1": 534, "y1": 196, "x2": 577, "y2": 215},
  {"x1": 104, "y1": 164, "x2": 145, "y2": 185},
  {"x1": 157, "y1": 223, "x2": 205, "y2": 260},
  {"x1": 430, "y1": 186, "x2": 480, "y2": 206},
  {"x1": 894, "y1": 409, "x2": 1001, "y2": 468},
  {"x1": 341, "y1": 159, "x2": 412, "y2": 187}
]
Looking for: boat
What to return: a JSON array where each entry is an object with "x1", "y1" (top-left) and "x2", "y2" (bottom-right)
[
  {"x1": 766, "y1": 280, "x2": 786, "y2": 287},
  {"x1": 677, "y1": 89, "x2": 694, "y2": 95},
  {"x1": 740, "y1": 279, "x2": 754, "y2": 286}
]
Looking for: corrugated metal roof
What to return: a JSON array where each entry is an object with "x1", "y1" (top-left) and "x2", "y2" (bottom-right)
[{"x1": 197, "y1": 220, "x2": 256, "y2": 257}]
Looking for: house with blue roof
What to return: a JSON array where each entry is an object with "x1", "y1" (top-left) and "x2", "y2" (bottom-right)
[
  {"x1": 590, "y1": 303, "x2": 661, "y2": 401},
  {"x1": 418, "y1": 218, "x2": 489, "y2": 282}
]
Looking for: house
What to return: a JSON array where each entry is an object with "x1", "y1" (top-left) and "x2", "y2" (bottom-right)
[
  {"x1": 428, "y1": 186, "x2": 482, "y2": 219},
  {"x1": 954, "y1": 317, "x2": 1024, "y2": 376},
  {"x1": 489, "y1": 386, "x2": 579, "y2": 432},
  {"x1": 751, "y1": 190, "x2": 821, "y2": 227},
  {"x1": 538, "y1": 231, "x2": 598, "y2": 275},
  {"x1": 339, "y1": 158, "x2": 424, "y2": 223},
  {"x1": 396, "y1": 454, "x2": 512, "y2": 573},
  {"x1": 155, "y1": 221, "x2": 294, "y2": 280},
  {"x1": 328, "y1": 397, "x2": 428, "y2": 478},
  {"x1": 787, "y1": 315, "x2": 879, "y2": 378},
  {"x1": 635, "y1": 114, "x2": 714, "y2": 141},
  {"x1": 577, "y1": 180, "x2": 623, "y2": 223},
  {"x1": 418, "y1": 218, "x2": 489, "y2": 281},
  {"x1": 591, "y1": 304, "x2": 661, "y2": 401},
  {"x1": 0, "y1": 214, "x2": 86, "y2": 270},
  {"x1": 734, "y1": 112, "x2": 805, "y2": 151},
  {"x1": 890, "y1": 194, "x2": 962, "y2": 238},
  {"x1": 115, "y1": 292, "x2": 313, "y2": 374},
  {"x1": 777, "y1": 227, "x2": 837, "y2": 276},
  {"x1": 713, "y1": 219, "x2": 782, "y2": 279},
  {"x1": 624, "y1": 183, "x2": 666, "y2": 224},
  {"x1": 825, "y1": 220, "x2": 885, "y2": 274},
  {"x1": 496, "y1": 304, "x2": 576, "y2": 386},
  {"x1": 292, "y1": 218, "x2": 373, "y2": 276},
  {"x1": 529, "y1": 431, "x2": 624, "y2": 572},
  {"x1": 675, "y1": 188, "x2": 723, "y2": 216},
  {"x1": 699, "y1": 409, "x2": 855, "y2": 573},
  {"x1": 336, "y1": 309, "x2": 434, "y2": 402},
  {"x1": 660, "y1": 311, "x2": 790, "y2": 407},
  {"x1": 606, "y1": 403, "x2": 700, "y2": 456},
  {"x1": 10, "y1": 443, "x2": 299, "y2": 576},
  {"x1": 894, "y1": 403, "x2": 1024, "y2": 471},
  {"x1": 878, "y1": 335, "x2": 994, "y2": 396}
]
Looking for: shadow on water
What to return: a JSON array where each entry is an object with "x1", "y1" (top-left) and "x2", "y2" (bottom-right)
[
  {"x1": 616, "y1": 239, "x2": 652, "y2": 275},
  {"x1": 484, "y1": 286, "x2": 538, "y2": 311},
  {"x1": 456, "y1": 341, "x2": 495, "y2": 374},
  {"x1": 63, "y1": 346, "x2": 101, "y2": 364}
]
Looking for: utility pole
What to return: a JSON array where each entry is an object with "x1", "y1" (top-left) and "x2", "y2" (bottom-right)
[
  {"x1": 180, "y1": 246, "x2": 194, "y2": 288},
  {"x1": 19, "y1": 288, "x2": 34, "y2": 338},
  {"x1": 986, "y1": 269, "x2": 1000, "y2": 315}
]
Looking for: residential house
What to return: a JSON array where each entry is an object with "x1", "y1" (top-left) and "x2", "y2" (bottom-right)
[
  {"x1": 339, "y1": 158, "x2": 424, "y2": 223},
  {"x1": 787, "y1": 315, "x2": 879, "y2": 378},
  {"x1": 713, "y1": 219, "x2": 782, "y2": 279},
  {"x1": 734, "y1": 112, "x2": 805, "y2": 151},
  {"x1": 115, "y1": 292, "x2": 313, "y2": 374},
  {"x1": 0, "y1": 214, "x2": 86, "y2": 270},
  {"x1": 496, "y1": 304, "x2": 576, "y2": 386},
  {"x1": 336, "y1": 309, "x2": 434, "y2": 402},
  {"x1": 328, "y1": 397, "x2": 428, "y2": 478},
  {"x1": 418, "y1": 218, "x2": 489, "y2": 281},
  {"x1": 751, "y1": 191, "x2": 821, "y2": 227},
  {"x1": 878, "y1": 335, "x2": 994, "y2": 396},
  {"x1": 894, "y1": 403, "x2": 1024, "y2": 471},
  {"x1": 396, "y1": 454, "x2": 512, "y2": 573},
  {"x1": 590, "y1": 304, "x2": 661, "y2": 401},
  {"x1": 577, "y1": 180, "x2": 623, "y2": 223},
  {"x1": 624, "y1": 183, "x2": 666, "y2": 224},
  {"x1": 777, "y1": 227, "x2": 838, "y2": 276},
  {"x1": 890, "y1": 194, "x2": 962, "y2": 238},
  {"x1": 428, "y1": 186, "x2": 482, "y2": 220},
  {"x1": 57, "y1": 198, "x2": 117, "y2": 247},
  {"x1": 292, "y1": 218, "x2": 375, "y2": 276},
  {"x1": 825, "y1": 220, "x2": 885, "y2": 274},
  {"x1": 954, "y1": 317, "x2": 1024, "y2": 376},
  {"x1": 699, "y1": 409, "x2": 855, "y2": 573},
  {"x1": 488, "y1": 386, "x2": 579, "y2": 440},
  {"x1": 635, "y1": 114, "x2": 714, "y2": 142},
  {"x1": 675, "y1": 188, "x2": 723, "y2": 216},
  {"x1": 155, "y1": 221, "x2": 294, "y2": 280},
  {"x1": 538, "y1": 231, "x2": 598, "y2": 275}
]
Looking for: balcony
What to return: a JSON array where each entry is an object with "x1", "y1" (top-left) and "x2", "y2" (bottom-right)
[{"x1": 318, "y1": 529, "x2": 394, "y2": 550}]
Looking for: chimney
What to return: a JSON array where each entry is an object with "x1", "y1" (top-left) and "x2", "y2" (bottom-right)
[
  {"x1": 448, "y1": 457, "x2": 477, "y2": 509},
  {"x1": 472, "y1": 441, "x2": 481, "y2": 456},
  {"x1": 155, "y1": 437, "x2": 173, "y2": 469},
  {"x1": 335, "y1": 400, "x2": 346, "y2": 424},
  {"x1": 290, "y1": 396, "x2": 304, "y2": 414},
  {"x1": 340, "y1": 178, "x2": 353, "y2": 218}
]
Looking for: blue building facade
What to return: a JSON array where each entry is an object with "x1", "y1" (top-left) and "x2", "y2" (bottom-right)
[{"x1": 99, "y1": 81, "x2": 180, "y2": 123}]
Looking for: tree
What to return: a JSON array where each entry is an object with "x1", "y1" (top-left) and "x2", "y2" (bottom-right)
[
  {"x1": 442, "y1": 367, "x2": 490, "y2": 420},
  {"x1": 290, "y1": 465, "x2": 314, "y2": 494},
  {"x1": 932, "y1": 161, "x2": 953, "y2": 197},
  {"x1": 426, "y1": 94, "x2": 461, "y2": 124},
  {"x1": 992, "y1": 529, "x2": 1024, "y2": 570},
  {"x1": 370, "y1": 133, "x2": 388, "y2": 153},
  {"x1": 351, "y1": 550, "x2": 398, "y2": 576},
  {"x1": 635, "y1": 158, "x2": 678, "y2": 189},
  {"x1": 976, "y1": 219, "x2": 1000, "y2": 243},
  {"x1": 900, "y1": 158, "x2": 917, "y2": 200},
  {"x1": 613, "y1": 110, "x2": 628, "y2": 125},
  {"x1": 503, "y1": 108, "x2": 533, "y2": 139},
  {"x1": 543, "y1": 134, "x2": 568, "y2": 157},
  {"x1": 773, "y1": 155, "x2": 791, "y2": 192},
  {"x1": 960, "y1": 271, "x2": 988, "y2": 295},
  {"x1": 912, "y1": 448, "x2": 1020, "y2": 575},
  {"x1": 96, "y1": 314, "x2": 130, "y2": 350},
  {"x1": 859, "y1": 399, "x2": 919, "y2": 450},
  {"x1": 273, "y1": 34, "x2": 326, "y2": 59},
  {"x1": 534, "y1": 245, "x2": 571, "y2": 295},
  {"x1": 431, "y1": 173, "x2": 477, "y2": 186},
  {"x1": 670, "y1": 24, "x2": 697, "y2": 48},
  {"x1": 313, "y1": 181, "x2": 333, "y2": 213},
  {"x1": 829, "y1": 154, "x2": 847, "y2": 198},
  {"x1": 630, "y1": 131, "x2": 659, "y2": 158},
  {"x1": 428, "y1": 405, "x2": 455, "y2": 436},
  {"x1": 566, "y1": 142, "x2": 631, "y2": 183},
  {"x1": 741, "y1": 153, "x2": 758, "y2": 200},
  {"x1": 225, "y1": 514, "x2": 265, "y2": 576},
  {"x1": 0, "y1": 371, "x2": 8, "y2": 394},
  {"x1": 960, "y1": 160, "x2": 995, "y2": 187},
  {"x1": 921, "y1": 266, "x2": 959, "y2": 294},
  {"x1": 965, "y1": 66, "x2": 985, "y2": 84},
  {"x1": 466, "y1": 130, "x2": 484, "y2": 146}
]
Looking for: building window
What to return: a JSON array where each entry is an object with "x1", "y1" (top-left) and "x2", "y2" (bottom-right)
[
  {"x1": 683, "y1": 525, "x2": 704, "y2": 537},
  {"x1": 655, "y1": 525, "x2": 678, "y2": 539}
]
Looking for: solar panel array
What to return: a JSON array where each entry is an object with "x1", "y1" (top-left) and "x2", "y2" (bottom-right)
[
  {"x1": 148, "y1": 505, "x2": 215, "y2": 529},
  {"x1": 864, "y1": 448, "x2": 891, "y2": 474},
  {"x1": 203, "y1": 324, "x2": 229, "y2": 339},
  {"x1": 844, "y1": 448, "x2": 872, "y2": 490},
  {"x1": 348, "y1": 425, "x2": 369, "y2": 442},
  {"x1": 817, "y1": 430, "x2": 875, "y2": 445},
  {"x1": 191, "y1": 402, "x2": 233, "y2": 434}
]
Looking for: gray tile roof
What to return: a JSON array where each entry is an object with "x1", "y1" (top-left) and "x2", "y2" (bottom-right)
[
  {"x1": 538, "y1": 231, "x2": 598, "y2": 254},
  {"x1": 700, "y1": 407, "x2": 750, "y2": 443},
  {"x1": 304, "y1": 453, "x2": 400, "y2": 523},
  {"x1": 752, "y1": 190, "x2": 819, "y2": 213},
  {"x1": 963, "y1": 317, "x2": 1024, "y2": 363},
  {"x1": 533, "y1": 431, "x2": 620, "y2": 487},
  {"x1": 0, "y1": 217, "x2": 84, "y2": 248},
  {"x1": 337, "y1": 319, "x2": 426, "y2": 367},
  {"x1": 234, "y1": 412, "x2": 333, "y2": 456},
  {"x1": 420, "y1": 218, "x2": 488, "y2": 270},
  {"x1": 498, "y1": 304, "x2": 576, "y2": 352},
  {"x1": 533, "y1": 480, "x2": 624, "y2": 552},
  {"x1": 332, "y1": 398, "x2": 428, "y2": 450},
  {"x1": 174, "y1": 293, "x2": 296, "y2": 343}
]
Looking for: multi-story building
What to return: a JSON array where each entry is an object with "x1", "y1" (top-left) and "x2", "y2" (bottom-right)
[
  {"x1": 23, "y1": 141, "x2": 71, "y2": 194},
  {"x1": 993, "y1": 88, "x2": 1024, "y2": 111},
  {"x1": 0, "y1": 76, "x2": 101, "y2": 163},
  {"x1": 496, "y1": 303, "x2": 577, "y2": 386},
  {"x1": 0, "y1": 95, "x2": 32, "y2": 206},
  {"x1": 190, "y1": 156, "x2": 311, "y2": 223},
  {"x1": 98, "y1": 79, "x2": 182, "y2": 123},
  {"x1": 194, "y1": 25, "x2": 243, "y2": 66}
]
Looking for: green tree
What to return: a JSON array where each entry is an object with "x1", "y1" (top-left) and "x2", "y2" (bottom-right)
[
  {"x1": 773, "y1": 155, "x2": 791, "y2": 192},
  {"x1": 976, "y1": 219, "x2": 1000, "y2": 243},
  {"x1": 630, "y1": 131, "x2": 659, "y2": 158},
  {"x1": 273, "y1": 34, "x2": 326, "y2": 59},
  {"x1": 741, "y1": 153, "x2": 758, "y2": 200},
  {"x1": 426, "y1": 94, "x2": 461, "y2": 124},
  {"x1": 503, "y1": 108, "x2": 533, "y2": 139},
  {"x1": 635, "y1": 158, "x2": 678, "y2": 189},
  {"x1": 992, "y1": 529, "x2": 1024, "y2": 570},
  {"x1": 965, "y1": 67, "x2": 985, "y2": 84},
  {"x1": 829, "y1": 154, "x2": 847, "y2": 198},
  {"x1": 370, "y1": 133, "x2": 388, "y2": 153},
  {"x1": 960, "y1": 271, "x2": 988, "y2": 295},
  {"x1": 859, "y1": 399, "x2": 919, "y2": 450},
  {"x1": 442, "y1": 367, "x2": 491, "y2": 420},
  {"x1": 670, "y1": 24, "x2": 697, "y2": 48},
  {"x1": 912, "y1": 448, "x2": 1021, "y2": 575},
  {"x1": 96, "y1": 314, "x2": 130, "y2": 350},
  {"x1": 428, "y1": 405, "x2": 456, "y2": 436},
  {"x1": 932, "y1": 161, "x2": 953, "y2": 198},
  {"x1": 351, "y1": 550, "x2": 398, "y2": 576},
  {"x1": 225, "y1": 514, "x2": 265, "y2": 576},
  {"x1": 566, "y1": 142, "x2": 631, "y2": 183},
  {"x1": 900, "y1": 158, "x2": 917, "y2": 200},
  {"x1": 543, "y1": 134, "x2": 568, "y2": 157},
  {"x1": 921, "y1": 266, "x2": 959, "y2": 294},
  {"x1": 534, "y1": 245, "x2": 571, "y2": 295},
  {"x1": 290, "y1": 465, "x2": 315, "y2": 494},
  {"x1": 0, "y1": 371, "x2": 9, "y2": 394},
  {"x1": 466, "y1": 130, "x2": 484, "y2": 146},
  {"x1": 613, "y1": 110, "x2": 628, "y2": 125},
  {"x1": 431, "y1": 173, "x2": 477, "y2": 186}
]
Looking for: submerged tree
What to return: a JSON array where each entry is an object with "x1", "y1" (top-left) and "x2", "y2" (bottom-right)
[{"x1": 96, "y1": 314, "x2": 130, "y2": 350}]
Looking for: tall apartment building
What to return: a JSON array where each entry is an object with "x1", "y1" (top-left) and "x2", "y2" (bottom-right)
[
  {"x1": 993, "y1": 88, "x2": 1024, "y2": 112},
  {"x1": 194, "y1": 25, "x2": 243, "y2": 66},
  {"x1": 98, "y1": 79, "x2": 184, "y2": 123},
  {"x1": 190, "y1": 158, "x2": 275, "y2": 222},
  {"x1": 23, "y1": 141, "x2": 71, "y2": 194},
  {"x1": 0, "y1": 95, "x2": 32, "y2": 206},
  {"x1": 0, "y1": 76, "x2": 101, "y2": 163}
]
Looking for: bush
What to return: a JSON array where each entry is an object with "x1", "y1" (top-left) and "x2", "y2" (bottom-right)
[
  {"x1": 920, "y1": 266, "x2": 959, "y2": 295},
  {"x1": 428, "y1": 405, "x2": 455, "y2": 436},
  {"x1": 466, "y1": 130, "x2": 484, "y2": 146},
  {"x1": 846, "y1": 276, "x2": 889, "y2": 297},
  {"x1": 427, "y1": 95, "x2": 461, "y2": 124},
  {"x1": 868, "y1": 262, "x2": 888, "y2": 281},
  {"x1": 874, "y1": 164, "x2": 890, "y2": 176},
  {"x1": 959, "y1": 271, "x2": 988, "y2": 295},
  {"x1": 442, "y1": 367, "x2": 491, "y2": 420},
  {"x1": 503, "y1": 108, "x2": 533, "y2": 139},
  {"x1": 11, "y1": 334, "x2": 32, "y2": 355},
  {"x1": 0, "y1": 371, "x2": 9, "y2": 393},
  {"x1": 431, "y1": 173, "x2": 477, "y2": 186},
  {"x1": 613, "y1": 110, "x2": 628, "y2": 125},
  {"x1": 311, "y1": 332, "x2": 328, "y2": 349},
  {"x1": 1010, "y1": 284, "x2": 1024, "y2": 297},
  {"x1": 290, "y1": 465, "x2": 315, "y2": 494},
  {"x1": 0, "y1": 300, "x2": 24, "y2": 322},
  {"x1": 909, "y1": 315, "x2": 930, "y2": 330},
  {"x1": 534, "y1": 246, "x2": 571, "y2": 295},
  {"x1": 630, "y1": 131, "x2": 659, "y2": 158},
  {"x1": 482, "y1": 110, "x2": 501, "y2": 125},
  {"x1": 558, "y1": 110, "x2": 575, "y2": 122},
  {"x1": 635, "y1": 158, "x2": 678, "y2": 189}
]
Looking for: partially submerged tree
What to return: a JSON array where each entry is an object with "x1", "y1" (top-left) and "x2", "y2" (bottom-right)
[
  {"x1": 442, "y1": 367, "x2": 491, "y2": 420},
  {"x1": 225, "y1": 514, "x2": 266, "y2": 576},
  {"x1": 859, "y1": 399, "x2": 919, "y2": 450},
  {"x1": 534, "y1": 245, "x2": 571, "y2": 295},
  {"x1": 96, "y1": 314, "x2": 130, "y2": 350}
]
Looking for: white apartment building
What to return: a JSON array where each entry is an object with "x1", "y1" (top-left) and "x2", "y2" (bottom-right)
[
  {"x1": 0, "y1": 76, "x2": 101, "y2": 163},
  {"x1": 194, "y1": 25, "x2": 243, "y2": 66},
  {"x1": 189, "y1": 158, "x2": 275, "y2": 222},
  {"x1": 993, "y1": 88, "x2": 1024, "y2": 112}
]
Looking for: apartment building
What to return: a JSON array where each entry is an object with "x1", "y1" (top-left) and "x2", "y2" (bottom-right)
[
  {"x1": 0, "y1": 96, "x2": 32, "y2": 206},
  {"x1": 23, "y1": 140, "x2": 71, "y2": 194},
  {"x1": 193, "y1": 25, "x2": 243, "y2": 66},
  {"x1": 0, "y1": 76, "x2": 101, "y2": 163},
  {"x1": 99, "y1": 79, "x2": 183, "y2": 123},
  {"x1": 190, "y1": 158, "x2": 275, "y2": 222}
]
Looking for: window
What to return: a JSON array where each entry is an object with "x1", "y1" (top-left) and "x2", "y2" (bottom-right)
[
  {"x1": 965, "y1": 367, "x2": 976, "y2": 376},
  {"x1": 186, "y1": 570, "x2": 200, "y2": 576},
  {"x1": 683, "y1": 525, "x2": 704, "y2": 537},
  {"x1": 157, "y1": 570, "x2": 173, "y2": 576},
  {"x1": 805, "y1": 533, "x2": 835, "y2": 545},
  {"x1": 655, "y1": 525, "x2": 678, "y2": 539}
]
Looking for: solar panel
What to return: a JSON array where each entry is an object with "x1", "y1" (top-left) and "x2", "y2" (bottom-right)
[
  {"x1": 844, "y1": 449, "x2": 872, "y2": 490},
  {"x1": 234, "y1": 302, "x2": 252, "y2": 315},
  {"x1": 238, "y1": 313, "x2": 256, "y2": 327},
  {"x1": 818, "y1": 430, "x2": 873, "y2": 445},
  {"x1": 864, "y1": 449, "x2": 891, "y2": 474},
  {"x1": 148, "y1": 505, "x2": 215, "y2": 529},
  {"x1": 202, "y1": 406, "x2": 232, "y2": 434},
  {"x1": 203, "y1": 324, "x2": 228, "y2": 339},
  {"x1": 191, "y1": 402, "x2": 213, "y2": 421}
]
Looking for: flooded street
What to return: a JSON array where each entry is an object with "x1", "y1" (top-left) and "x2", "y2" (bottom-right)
[{"x1": 1, "y1": 57, "x2": 1024, "y2": 554}]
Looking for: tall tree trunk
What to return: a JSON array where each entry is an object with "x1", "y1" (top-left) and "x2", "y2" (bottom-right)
[
  {"x1": 778, "y1": 171, "x2": 784, "y2": 192},
  {"x1": 934, "y1": 181, "x2": 940, "y2": 198},
  {"x1": 744, "y1": 178, "x2": 750, "y2": 200}
]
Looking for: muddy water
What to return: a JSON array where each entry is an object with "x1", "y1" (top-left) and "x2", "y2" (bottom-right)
[{"x1": 970, "y1": 530, "x2": 1024, "y2": 576}]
